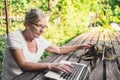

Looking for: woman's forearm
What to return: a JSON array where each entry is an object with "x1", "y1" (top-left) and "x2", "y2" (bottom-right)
[
  {"x1": 20, "y1": 62, "x2": 50, "y2": 71},
  {"x1": 58, "y1": 45, "x2": 83, "y2": 54}
]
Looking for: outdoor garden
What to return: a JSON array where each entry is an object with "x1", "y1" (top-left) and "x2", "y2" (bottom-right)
[{"x1": 0, "y1": 0, "x2": 120, "y2": 77}]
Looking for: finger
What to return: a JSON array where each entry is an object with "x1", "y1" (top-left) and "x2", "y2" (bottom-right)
[
  {"x1": 87, "y1": 43, "x2": 93, "y2": 46},
  {"x1": 62, "y1": 64, "x2": 74, "y2": 73},
  {"x1": 83, "y1": 45, "x2": 89, "y2": 47},
  {"x1": 84, "y1": 44, "x2": 92, "y2": 48},
  {"x1": 64, "y1": 64, "x2": 74, "y2": 68},
  {"x1": 60, "y1": 66, "x2": 72, "y2": 73}
]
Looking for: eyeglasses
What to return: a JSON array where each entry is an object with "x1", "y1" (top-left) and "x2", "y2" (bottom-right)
[{"x1": 31, "y1": 22, "x2": 47, "y2": 28}]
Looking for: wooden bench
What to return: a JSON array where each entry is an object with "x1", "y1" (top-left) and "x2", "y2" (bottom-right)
[{"x1": 14, "y1": 30, "x2": 120, "y2": 80}]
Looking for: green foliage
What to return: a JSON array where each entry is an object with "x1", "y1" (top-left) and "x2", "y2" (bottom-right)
[
  {"x1": 96, "y1": 0, "x2": 120, "y2": 27},
  {"x1": 40, "y1": 51, "x2": 51, "y2": 60},
  {"x1": 43, "y1": 25, "x2": 88, "y2": 45},
  {"x1": 0, "y1": 35, "x2": 5, "y2": 74}
]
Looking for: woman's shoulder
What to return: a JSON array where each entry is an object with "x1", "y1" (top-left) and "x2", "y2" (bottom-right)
[
  {"x1": 7, "y1": 30, "x2": 23, "y2": 40},
  {"x1": 8, "y1": 30, "x2": 22, "y2": 36},
  {"x1": 9, "y1": 30, "x2": 22, "y2": 34}
]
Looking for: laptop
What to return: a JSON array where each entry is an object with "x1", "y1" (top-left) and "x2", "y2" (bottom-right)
[{"x1": 44, "y1": 60, "x2": 90, "y2": 80}]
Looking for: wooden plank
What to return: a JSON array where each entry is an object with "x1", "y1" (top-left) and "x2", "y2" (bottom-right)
[
  {"x1": 89, "y1": 31, "x2": 104, "y2": 80},
  {"x1": 109, "y1": 32, "x2": 120, "y2": 65},
  {"x1": 106, "y1": 61, "x2": 120, "y2": 80},
  {"x1": 114, "y1": 45, "x2": 120, "y2": 64},
  {"x1": 109, "y1": 32, "x2": 117, "y2": 41},
  {"x1": 104, "y1": 31, "x2": 113, "y2": 80},
  {"x1": 66, "y1": 32, "x2": 90, "y2": 46},
  {"x1": 109, "y1": 32, "x2": 119, "y2": 45},
  {"x1": 92, "y1": 31, "x2": 100, "y2": 44},
  {"x1": 97, "y1": 31, "x2": 104, "y2": 44},
  {"x1": 13, "y1": 72, "x2": 40, "y2": 80},
  {"x1": 105, "y1": 31, "x2": 120, "y2": 80},
  {"x1": 104, "y1": 31, "x2": 112, "y2": 47},
  {"x1": 32, "y1": 73, "x2": 47, "y2": 80},
  {"x1": 113, "y1": 32, "x2": 120, "y2": 38},
  {"x1": 117, "y1": 31, "x2": 120, "y2": 36},
  {"x1": 113, "y1": 32, "x2": 120, "y2": 45},
  {"x1": 89, "y1": 62, "x2": 104, "y2": 80},
  {"x1": 108, "y1": 32, "x2": 120, "y2": 64}
]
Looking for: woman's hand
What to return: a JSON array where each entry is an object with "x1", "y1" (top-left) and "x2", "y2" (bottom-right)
[
  {"x1": 81, "y1": 43, "x2": 92, "y2": 49},
  {"x1": 48, "y1": 63, "x2": 74, "y2": 73}
]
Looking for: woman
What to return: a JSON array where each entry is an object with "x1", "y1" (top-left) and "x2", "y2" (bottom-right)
[{"x1": 1, "y1": 8, "x2": 92, "y2": 80}]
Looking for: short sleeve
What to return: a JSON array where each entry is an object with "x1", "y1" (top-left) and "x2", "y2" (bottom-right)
[
  {"x1": 6, "y1": 32, "x2": 22, "y2": 49},
  {"x1": 38, "y1": 36, "x2": 51, "y2": 49}
]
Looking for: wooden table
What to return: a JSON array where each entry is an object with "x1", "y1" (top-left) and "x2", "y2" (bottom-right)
[{"x1": 14, "y1": 30, "x2": 120, "y2": 80}]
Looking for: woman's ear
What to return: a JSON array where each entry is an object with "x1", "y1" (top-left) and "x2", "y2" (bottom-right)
[
  {"x1": 24, "y1": 21, "x2": 30, "y2": 29},
  {"x1": 26, "y1": 26, "x2": 29, "y2": 30}
]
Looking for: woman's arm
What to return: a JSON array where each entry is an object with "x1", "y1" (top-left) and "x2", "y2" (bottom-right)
[
  {"x1": 46, "y1": 44, "x2": 92, "y2": 54},
  {"x1": 9, "y1": 49, "x2": 72, "y2": 73},
  {"x1": 9, "y1": 49, "x2": 50, "y2": 71}
]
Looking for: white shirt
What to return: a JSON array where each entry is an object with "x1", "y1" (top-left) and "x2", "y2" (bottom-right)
[{"x1": 1, "y1": 30, "x2": 51, "y2": 80}]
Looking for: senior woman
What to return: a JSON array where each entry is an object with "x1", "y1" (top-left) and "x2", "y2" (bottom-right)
[{"x1": 1, "y1": 8, "x2": 92, "y2": 80}]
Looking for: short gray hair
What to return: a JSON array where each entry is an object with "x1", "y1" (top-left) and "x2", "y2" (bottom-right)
[{"x1": 25, "y1": 8, "x2": 45, "y2": 23}]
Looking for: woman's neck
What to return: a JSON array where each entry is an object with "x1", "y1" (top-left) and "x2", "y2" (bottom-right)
[{"x1": 22, "y1": 29, "x2": 34, "y2": 42}]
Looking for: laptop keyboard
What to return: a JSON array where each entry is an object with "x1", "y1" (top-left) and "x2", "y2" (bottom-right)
[
  {"x1": 45, "y1": 61, "x2": 89, "y2": 80},
  {"x1": 59, "y1": 63, "x2": 87, "y2": 80}
]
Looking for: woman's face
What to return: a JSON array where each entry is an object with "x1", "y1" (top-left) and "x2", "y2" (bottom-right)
[{"x1": 30, "y1": 18, "x2": 47, "y2": 38}]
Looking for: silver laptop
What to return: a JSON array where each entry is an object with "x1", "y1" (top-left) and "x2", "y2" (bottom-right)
[{"x1": 45, "y1": 60, "x2": 90, "y2": 80}]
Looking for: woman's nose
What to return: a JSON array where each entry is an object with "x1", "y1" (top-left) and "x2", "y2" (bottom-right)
[{"x1": 40, "y1": 28, "x2": 45, "y2": 32}]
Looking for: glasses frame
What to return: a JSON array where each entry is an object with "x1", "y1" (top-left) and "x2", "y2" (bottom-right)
[{"x1": 30, "y1": 22, "x2": 48, "y2": 28}]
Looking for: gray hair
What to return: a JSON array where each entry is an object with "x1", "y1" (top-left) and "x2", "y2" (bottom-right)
[{"x1": 25, "y1": 8, "x2": 45, "y2": 23}]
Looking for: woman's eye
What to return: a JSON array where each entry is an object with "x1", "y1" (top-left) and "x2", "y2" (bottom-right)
[{"x1": 31, "y1": 22, "x2": 47, "y2": 28}]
